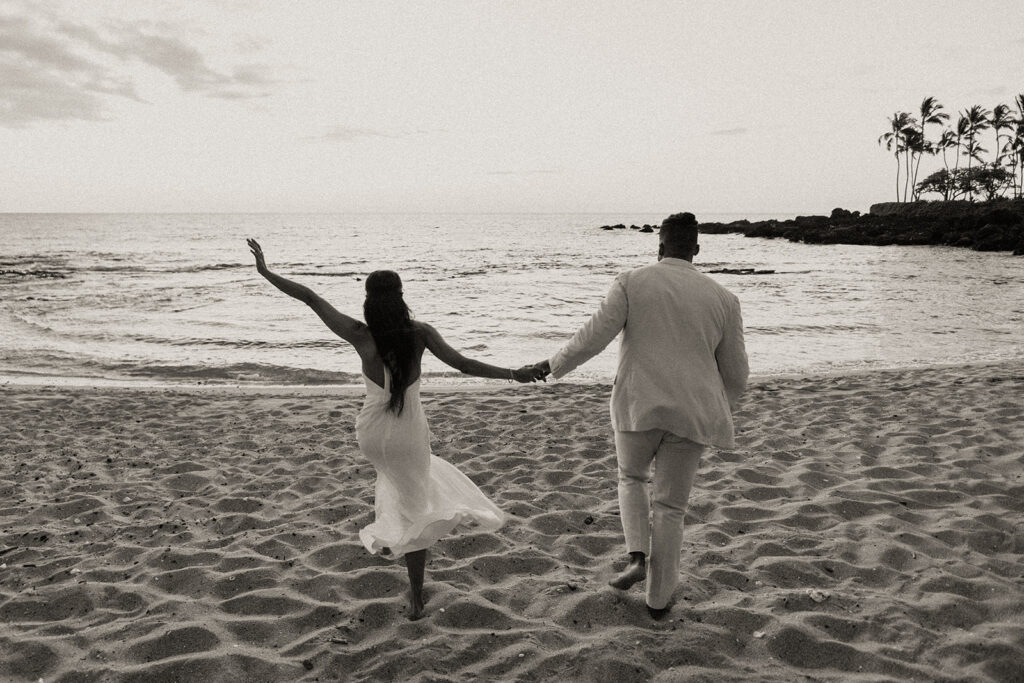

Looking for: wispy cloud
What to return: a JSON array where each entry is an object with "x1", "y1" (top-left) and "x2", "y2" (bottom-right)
[
  {"x1": 0, "y1": 10, "x2": 278, "y2": 127},
  {"x1": 0, "y1": 59, "x2": 107, "y2": 124},
  {"x1": 306, "y1": 126, "x2": 446, "y2": 143},
  {"x1": 709, "y1": 127, "x2": 749, "y2": 136},
  {"x1": 311, "y1": 126, "x2": 403, "y2": 142},
  {"x1": 487, "y1": 168, "x2": 562, "y2": 176},
  {"x1": 236, "y1": 35, "x2": 272, "y2": 54},
  {"x1": 108, "y1": 26, "x2": 276, "y2": 99}
]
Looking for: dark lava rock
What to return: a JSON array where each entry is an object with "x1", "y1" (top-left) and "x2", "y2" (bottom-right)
[{"x1": 695, "y1": 199, "x2": 1024, "y2": 254}]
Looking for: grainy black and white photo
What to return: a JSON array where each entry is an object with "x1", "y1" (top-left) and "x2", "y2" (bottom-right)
[{"x1": 2, "y1": 1, "x2": 1023, "y2": 681}]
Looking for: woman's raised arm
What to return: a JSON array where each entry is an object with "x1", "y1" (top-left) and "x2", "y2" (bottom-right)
[{"x1": 247, "y1": 238, "x2": 369, "y2": 347}]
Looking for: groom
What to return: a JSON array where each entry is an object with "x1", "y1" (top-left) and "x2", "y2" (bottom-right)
[{"x1": 532, "y1": 212, "x2": 748, "y2": 617}]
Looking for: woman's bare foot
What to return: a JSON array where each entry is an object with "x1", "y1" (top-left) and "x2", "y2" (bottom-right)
[
  {"x1": 608, "y1": 552, "x2": 646, "y2": 590},
  {"x1": 405, "y1": 549, "x2": 428, "y2": 620},
  {"x1": 408, "y1": 588, "x2": 426, "y2": 621}
]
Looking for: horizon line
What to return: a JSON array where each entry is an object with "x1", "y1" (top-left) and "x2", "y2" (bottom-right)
[{"x1": 0, "y1": 209, "x2": 818, "y2": 216}]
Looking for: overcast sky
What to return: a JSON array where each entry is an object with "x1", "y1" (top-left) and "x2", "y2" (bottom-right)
[{"x1": 2, "y1": 0, "x2": 1022, "y2": 214}]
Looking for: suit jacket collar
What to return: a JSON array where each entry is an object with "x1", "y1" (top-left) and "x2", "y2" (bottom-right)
[{"x1": 658, "y1": 257, "x2": 696, "y2": 269}]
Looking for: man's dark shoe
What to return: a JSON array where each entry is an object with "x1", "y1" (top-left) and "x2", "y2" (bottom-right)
[{"x1": 647, "y1": 604, "x2": 671, "y2": 620}]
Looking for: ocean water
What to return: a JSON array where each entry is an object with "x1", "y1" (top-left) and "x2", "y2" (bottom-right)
[{"x1": 2, "y1": 213, "x2": 1022, "y2": 386}]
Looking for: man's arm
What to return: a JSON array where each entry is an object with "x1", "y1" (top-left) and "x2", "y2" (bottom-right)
[
  {"x1": 715, "y1": 294, "x2": 749, "y2": 407},
  {"x1": 545, "y1": 275, "x2": 629, "y2": 379}
]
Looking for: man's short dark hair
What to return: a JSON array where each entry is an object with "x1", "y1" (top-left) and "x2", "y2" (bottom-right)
[{"x1": 660, "y1": 212, "x2": 698, "y2": 250}]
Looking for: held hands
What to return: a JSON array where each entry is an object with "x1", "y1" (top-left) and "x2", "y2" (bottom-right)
[
  {"x1": 247, "y1": 238, "x2": 268, "y2": 274},
  {"x1": 512, "y1": 360, "x2": 551, "y2": 383}
]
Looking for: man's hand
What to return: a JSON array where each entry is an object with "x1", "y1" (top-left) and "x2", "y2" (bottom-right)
[
  {"x1": 533, "y1": 360, "x2": 551, "y2": 379},
  {"x1": 512, "y1": 360, "x2": 550, "y2": 383},
  {"x1": 511, "y1": 362, "x2": 549, "y2": 383},
  {"x1": 247, "y1": 238, "x2": 268, "y2": 274}
]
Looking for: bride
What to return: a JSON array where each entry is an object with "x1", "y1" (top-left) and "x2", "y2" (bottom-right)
[{"x1": 247, "y1": 239, "x2": 544, "y2": 619}]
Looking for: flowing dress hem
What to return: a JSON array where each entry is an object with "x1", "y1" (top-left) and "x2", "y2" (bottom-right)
[{"x1": 359, "y1": 508, "x2": 506, "y2": 557}]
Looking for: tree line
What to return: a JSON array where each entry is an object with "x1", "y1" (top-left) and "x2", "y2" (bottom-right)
[{"x1": 878, "y1": 95, "x2": 1024, "y2": 202}]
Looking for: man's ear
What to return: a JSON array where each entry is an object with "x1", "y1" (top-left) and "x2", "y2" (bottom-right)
[
  {"x1": 693, "y1": 243, "x2": 700, "y2": 257},
  {"x1": 658, "y1": 243, "x2": 665, "y2": 257}
]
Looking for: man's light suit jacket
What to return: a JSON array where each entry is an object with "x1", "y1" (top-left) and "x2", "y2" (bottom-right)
[{"x1": 549, "y1": 257, "x2": 748, "y2": 449}]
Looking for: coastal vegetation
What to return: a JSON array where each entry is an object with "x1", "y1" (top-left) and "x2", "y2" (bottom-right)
[
  {"x1": 603, "y1": 95, "x2": 1024, "y2": 255},
  {"x1": 879, "y1": 95, "x2": 1024, "y2": 202}
]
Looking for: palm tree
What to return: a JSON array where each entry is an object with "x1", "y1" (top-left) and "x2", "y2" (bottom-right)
[
  {"x1": 1013, "y1": 94, "x2": 1024, "y2": 198},
  {"x1": 1009, "y1": 132, "x2": 1023, "y2": 198},
  {"x1": 879, "y1": 111, "x2": 915, "y2": 201},
  {"x1": 952, "y1": 116, "x2": 969, "y2": 172},
  {"x1": 934, "y1": 130, "x2": 959, "y2": 200},
  {"x1": 903, "y1": 127, "x2": 927, "y2": 201},
  {"x1": 990, "y1": 103, "x2": 1012, "y2": 167},
  {"x1": 1010, "y1": 119, "x2": 1024, "y2": 199},
  {"x1": 938, "y1": 129, "x2": 957, "y2": 171},
  {"x1": 961, "y1": 105, "x2": 992, "y2": 200},
  {"x1": 950, "y1": 115, "x2": 971, "y2": 199},
  {"x1": 913, "y1": 97, "x2": 949, "y2": 199}
]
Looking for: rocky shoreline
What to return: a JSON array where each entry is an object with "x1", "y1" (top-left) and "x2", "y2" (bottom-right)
[
  {"x1": 599, "y1": 223, "x2": 656, "y2": 232},
  {"x1": 694, "y1": 200, "x2": 1024, "y2": 255}
]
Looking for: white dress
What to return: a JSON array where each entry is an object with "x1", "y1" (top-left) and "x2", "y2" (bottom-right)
[{"x1": 355, "y1": 371, "x2": 506, "y2": 557}]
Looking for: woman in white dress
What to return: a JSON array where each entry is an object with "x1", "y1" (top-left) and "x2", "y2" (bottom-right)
[{"x1": 247, "y1": 240, "x2": 544, "y2": 619}]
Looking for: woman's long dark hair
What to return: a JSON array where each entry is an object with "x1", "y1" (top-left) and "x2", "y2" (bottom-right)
[{"x1": 363, "y1": 270, "x2": 417, "y2": 414}]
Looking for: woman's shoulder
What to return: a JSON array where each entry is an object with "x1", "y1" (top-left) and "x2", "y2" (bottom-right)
[
  {"x1": 408, "y1": 320, "x2": 433, "y2": 350},
  {"x1": 412, "y1": 320, "x2": 437, "y2": 337}
]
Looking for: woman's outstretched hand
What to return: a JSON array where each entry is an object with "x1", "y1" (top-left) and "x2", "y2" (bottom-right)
[{"x1": 247, "y1": 238, "x2": 268, "y2": 274}]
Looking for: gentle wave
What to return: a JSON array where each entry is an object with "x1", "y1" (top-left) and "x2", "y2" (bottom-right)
[
  {"x1": 89, "y1": 262, "x2": 247, "y2": 274},
  {"x1": 0, "y1": 255, "x2": 70, "y2": 267},
  {"x1": 290, "y1": 271, "x2": 363, "y2": 278},
  {"x1": 82, "y1": 262, "x2": 251, "y2": 275},
  {"x1": 128, "y1": 335, "x2": 346, "y2": 350},
  {"x1": 746, "y1": 323, "x2": 884, "y2": 334},
  {"x1": 0, "y1": 316, "x2": 350, "y2": 350},
  {"x1": 2, "y1": 256, "x2": 660, "y2": 281},
  {"x1": 0, "y1": 356, "x2": 362, "y2": 385},
  {"x1": 0, "y1": 355, "x2": 529, "y2": 386},
  {"x1": 117, "y1": 361, "x2": 360, "y2": 384},
  {"x1": 0, "y1": 269, "x2": 70, "y2": 281}
]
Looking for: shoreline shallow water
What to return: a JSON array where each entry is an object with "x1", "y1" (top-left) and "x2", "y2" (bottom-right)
[
  {"x1": 3, "y1": 357, "x2": 1018, "y2": 393},
  {"x1": 2, "y1": 361, "x2": 1023, "y2": 681},
  {"x1": 5, "y1": 213, "x2": 1023, "y2": 388}
]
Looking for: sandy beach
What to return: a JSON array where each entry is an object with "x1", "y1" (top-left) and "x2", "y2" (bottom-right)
[{"x1": 1, "y1": 362, "x2": 1022, "y2": 682}]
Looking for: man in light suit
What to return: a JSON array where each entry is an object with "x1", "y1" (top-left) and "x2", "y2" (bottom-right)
[{"x1": 532, "y1": 212, "x2": 748, "y2": 617}]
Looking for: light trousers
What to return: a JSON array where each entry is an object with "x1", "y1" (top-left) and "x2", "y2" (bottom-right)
[{"x1": 615, "y1": 429, "x2": 704, "y2": 609}]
